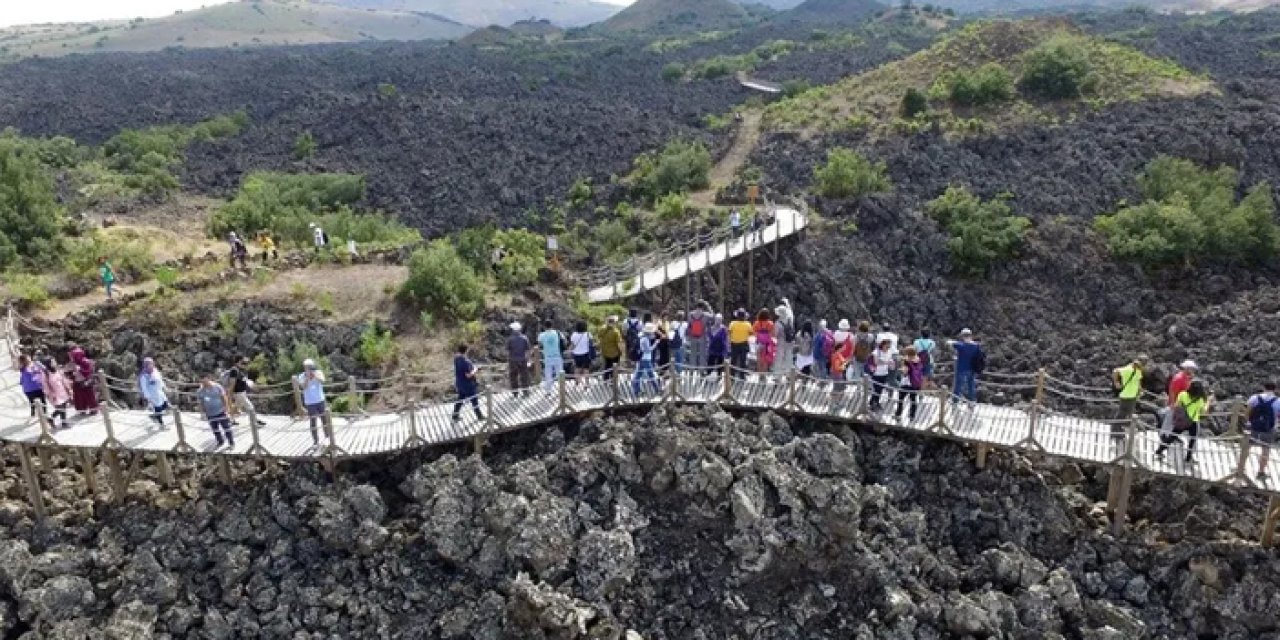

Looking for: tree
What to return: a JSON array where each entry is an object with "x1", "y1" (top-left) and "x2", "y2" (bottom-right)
[
  {"x1": 0, "y1": 139, "x2": 63, "y2": 269},
  {"x1": 399, "y1": 240, "x2": 485, "y2": 320},
  {"x1": 946, "y1": 63, "x2": 1013, "y2": 107},
  {"x1": 655, "y1": 192, "x2": 689, "y2": 222},
  {"x1": 900, "y1": 87, "x2": 929, "y2": 118},
  {"x1": 293, "y1": 132, "x2": 316, "y2": 160},
  {"x1": 492, "y1": 228, "x2": 546, "y2": 290},
  {"x1": 629, "y1": 140, "x2": 711, "y2": 203},
  {"x1": 813, "y1": 148, "x2": 891, "y2": 199},
  {"x1": 1019, "y1": 39, "x2": 1095, "y2": 100},
  {"x1": 926, "y1": 186, "x2": 1031, "y2": 276},
  {"x1": 661, "y1": 63, "x2": 685, "y2": 82}
]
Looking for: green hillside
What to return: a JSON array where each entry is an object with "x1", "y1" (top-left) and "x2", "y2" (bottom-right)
[
  {"x1": 0, "y1": 0, "x2": 470, "y2": 59},
  {"x1": 763, "y1": 18, "x2": 1215, "y2": 136},
  {"x1": 597, "y1": 0, "x2": 753, "y2": 35},
  {"x1": 320, "y1": 0, "x2": 622, "y2": 28}
]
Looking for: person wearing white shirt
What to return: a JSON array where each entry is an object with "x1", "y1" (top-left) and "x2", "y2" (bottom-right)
[
  {"x1": 569, "y1": 321, "x2": 594, "y2": 382},
  {"x1": 671, "y1": 311, "x2": 688, "y2": 373},
  {"x1": 876, "y1": 322, "x2": 900, "y2": 356},
  {"x1": 868, "y1": 340, "x2": 897, "y2": 411}
]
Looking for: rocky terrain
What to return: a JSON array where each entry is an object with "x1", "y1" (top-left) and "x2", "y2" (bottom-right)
[{"x1": 0, "y1": 404, "x2": 1276, "y2": 639}]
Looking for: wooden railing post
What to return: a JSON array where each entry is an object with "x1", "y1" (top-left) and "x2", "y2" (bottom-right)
[
  {"x1": 1228, "y1": 397, "x2": 1245, "y2": 436},
  {"x1": 1263, "y1": 496, "x2": 1280, "y2": 548},
  {"x1": 1227, "y1": 429, "x2": 1254, "y2": 487},
  {"x1": 347, "y1": 377, "x2": 360, "y2": 413},
  {"x1": 556, "y1": 372, "x2": 569, "y2": 415},
  {"x1": 80, "y1": 450, "x2": 98, "y2": 497},
  {"x1": 403, "y1": 402, "x2": 425, "y2": 449},
  {"x1": 718, "y1": 359, "x2": 733, "y2": 403},
  {"x1": 856, "y1": 376, "x2": 871, "y2": 418},
  {"x1": 1111, "y1": 418, "x2": 1138, "y2": 534},
  {"x1": 609, "y1": 369, "x2": 621, "y2": 408},
  {"x1": 246, "y1": 404, "x2": 267, "y2": 457},
  {"x1": 931, "y1": 388, "x2": 950, "y2": 435},
  {"x1": 171, "y1": 405, "x2": 195, "y2": 454},
  {"x1": 16, "y1": 444, "x2": 46, "y2": 521},
  {"x1": 291, "y1": 378, "x2": 304, "y2": 418},
  {"x1": 784, "y1": 370, "x2": 799, "y2": 413}
]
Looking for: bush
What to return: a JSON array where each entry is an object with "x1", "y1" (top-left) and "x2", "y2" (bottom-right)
[
  {"x1": 813, "y1": 148, "x2": 891, "y2": 199},
  {"x1": 1094, "y1": 156, "x2": 1278, "y2": 268},
  {"x1": 782, "y1": 79, "x2": 812, "y2": 98},
  {"x1": 454, "y1": 223, "x2": 496, "y2": 273},
  {"x1": 271, "y1": 340, "x2": 332, "y2": 385},
  {"x1": 661, "y1": 63, "x2": 685, "y2": 82},
  {"x1": 900, "y1": 87, "x2": 929, "y2": 118},
  {"x1": 400, "y1": 240, "x2": 485, "y2": 320},
  {"x1": 64, "y1": 231, "x2": 154, "y2": 282},
  {"x1": 293, "y1": 132, "x2": 316, "y2": 160},
  {"x1": 926, "y1": 186, "x2": 1031, "y2": 276},
  {"x1": 4, "y1": 272, "x2": 49, "y2": 307},
  {"x1": 655, "y1": 192, "x2": 690, "y2": 222},
  {"x1": 1019, "y1": 39, "x2": 1095, "y2": 100},
  {"x1": 492, "y1": 228, "x2": 546, "y2": 290},
  {"x1": 0, "y1": 138, "x2": 64, "y2": 270},
  {"x1": 358, "y1": 323, "x2": 398, "y2": 367},
  {"x1": 944, "y1": 63, "x2": 1014, "y2": 107},
  {"x1": 628, "y1": 140, "x2": 712, "y2": 203}
]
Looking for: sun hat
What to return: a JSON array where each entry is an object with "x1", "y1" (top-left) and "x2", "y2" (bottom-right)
[
  {"x1": 509, "y1": 322, "x2": 522, "y2": 331},
  {"x1": 1180, "y1": 360, "x2": 1198, "y2": 370},
  {"x1": 643, "y1": 323, "x2": 657, "y2": 334},
  {"x1": 303, "y1": 359, "x2": 316, "y2": 369},
  {"x1": 606, "y1": 316, "x2": 618, "y2": 323},
  {"x1": 960, "y1": 328, "x2": 973, "y2": 337},
  {"x1": 838, "y1": 319, "x2": 851, "y2": 331}
]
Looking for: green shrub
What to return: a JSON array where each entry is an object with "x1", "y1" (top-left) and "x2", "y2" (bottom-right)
[
  {"x1": 492, "y1": 228, "x2": 546, "y2": 290},
  {"x1": 661, "y1": 63, "x2": 685, "y2": 82},
  {"x1": 271, "y1": 340, "x2": 332, "y2": 384},
  {"x1": 217, "y1": 310, "x2": 238, "y2": 337},
  {"x1": 1094, "y1": 156, "x2": 1278, "y2": 267},
  {"x1": 1019, "y1": 38, "x2": 1096, "y2": 100},
  {"x1": 944, "y1": 63, "x2": 1013, "y2": 107},
  {"x1": 102, "y1": 112, "x2": 246, "y2": 194},
  {"x1": 377, "y1": 83, "x2": 398, "y2": 98},
  {"x1": 813, "y1": 148, "x2": 891, "y2": 199},
  {"x1": 926, "y1": 186, "x2": 1031, "y2": 276},
  {"x1": 400, "y1": 240, "x2": 485, "y2": 320},
  {"x1": 782, "y1": 79, "x2": 812, "y2": 98},
  {"x1": 567, "y1": 178, "x2": 593, "y2": 210},
  {"x1": 628, "y1": 140, "x2": 711, "y2": 203},
  {"x1": 453, "y1": 223, "x2": 497, "y2": 273},
  {"x1": 358, "y1": 323, "x2": 398, "y2": 367},
  {"x1": 655, "y1": 192, "x2": 690, "y2": 222},
  {"x1": 0, "y1": 138, "x2": 64, "y2": 270},
  {"x1": 4, "y1": 272, "x2": 49, "y2": 307},
  {"x1": 64, "y1": 231, "x2": 154, "y2": 282},
  {"x1": 154, "y1": 265, "x2": 178, "y2": 289},
  {"x1": 293, "y1": 132, "x2": 316, "y2": 160},
  {"x1": 900, "y1": 88, "x2": 929, "y2": 118}
]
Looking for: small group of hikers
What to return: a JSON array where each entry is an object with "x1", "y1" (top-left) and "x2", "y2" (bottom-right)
[
  {"x1": 485, "y1": 300, "x2": 987, "y2": 423},
  {"x1": 728, "y1": 208, "x2": 778, "y2": 244},
  {"x1": 1112, "y1": 357, "x2": 1276, "y2": 475},
  {"x1": 17, "y1": 346, "x2": 99, "y2": 430},
  {"x1": 226, "y1": 231, "x2": 280, "y2": 269}
]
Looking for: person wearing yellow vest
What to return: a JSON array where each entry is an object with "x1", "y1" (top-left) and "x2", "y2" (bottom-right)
[
  {"x1": 1111, "y1": 355, "x2": 1147, "y2": 438},
  {"x1": 728, "y1": 309, "x2": 753, "y2": 379},
  {"x1": 1157, "y1": 380, "x2": 1210, "y2": 464}
]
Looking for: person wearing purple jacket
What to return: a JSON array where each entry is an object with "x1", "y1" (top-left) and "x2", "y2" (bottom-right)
[
  {"x1": 706, "y1": 314, "x2": 729, "y2": 375},
  {"x1": 18, "y1": 355, "x2": 47, "y2": 418}
]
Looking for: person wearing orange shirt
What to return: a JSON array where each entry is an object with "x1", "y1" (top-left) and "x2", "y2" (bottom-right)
[{"x1": 753, "y1": 309, "x2": 776, "y2": 373}]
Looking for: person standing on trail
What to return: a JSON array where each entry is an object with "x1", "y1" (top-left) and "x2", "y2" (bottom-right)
[
  {"x1": 877, "y1": 322, "x2": 900, "y2": 356},
  {"x1": 569, "y1": 320, "x2": 595, "y2": 383},
  {"x1": 1111, "y1": 355, "x2": 1147, "y2": 436},
  {"x1": 1157, "y1": 380, "x2": 1209, "y2": 464},
  {"x1": 623, "y1": 310, "x2": 643, "y2": 365},
  {"x1": 99, "y1": 257, "x2": 116, "y2": 302},
  {"x1": 1168, "y1": 360, "x2": 1197, "y2": 407},
  {"x1": 707, "y1": 314, "x2": 729, "y2": 374},
  {"x1": 197, "y1": 372, "x2": 236, "y2": 450},
  {"x1": 774, "y1": 298, "x2": 795, "y2": 369},
  {"x1": 753, "y1": 308, "x2": 777, "y2": 373},
  {"x1": 913, "y1": 329, "x2": 937, "y2": 387},
  {"x1": 686, "y1": 302, "x2": 710, "y2": 371},
  {"x1": 750, "y1": 209, "x2": 765, "y2": 244},
  {"x1": 670, "y1": 311, "x2": 688, "y2": 374},
  {"x1": 795, "y1": 320, "x2": 815, "y2": 376},
  {"x1": 655, "y1": 312, "x2": 672, "y2": 370},
  {"x1": 310, "y1": 223, "x2": 327, "y2": 252},
  {"x1": 41, "y1": 359, "x2": 72, "y2": 431},
  {"x1": 452, "y1": 344, "x2": 484, "y2": 423},
  {"x1": 631, "y1": 322, "x2": 662, "y2": 397},
  {"x1": 813, "y1": 320, "x2": 833, "y2": 380},
  {"x1": 226, "y1": 357, "x2": 265, "y2": 427},
  {"x1": 728, "y1": 309, "x2": 753, "y2": 378},
  {"x1": 730, "y1": 209, "x2": 742, "y2": 238},
  {"x1": 228, "y1": 232, "x2": 248, "y2": 269},
  {"x1": 947, "y1": 328, "x2": 983, "y2": 406},
  {"x1": 68, "y1": 346, "x2": 98, "y2": 416},
  {"x1": 829, "y1": 319, "x2": 855, "y2": 385},
  {"x1": 1248, "y1": 382, "x2": 1279, "y2": 479},
  {"x1": 851, "y1": 321, "x2": 876, "y2": 381},
  {"x1": 258, "y1": 231, "x2": 278, "y2": 262},
  {"x1": 296, "y1": 359, "x2": 327, "y2": 445},
  {"x1": 506, "y1": 322, "x2": 532, "y2": 396},
  {"x1": 896, "y1": 345, "x2": 926, "y2": 422},
  {"x1": 599, "y1": 316, "x2": 625, "y2": 381},
  {"x1": 868, "y1": 339, "x2": 896, "y2": 411},
  {"x1": 137, "y1": 357, "x2": 170, "y2": 428},
  {"x1": 18, "y1": 355, "x2": 47, "y2": 419},
  {"x1": 538, "y1": 319, "x2": 564, "y2": 394}
]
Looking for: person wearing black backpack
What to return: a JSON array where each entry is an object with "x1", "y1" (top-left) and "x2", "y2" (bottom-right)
[
  {"x1": 623, "y1": 310, "x2": 642, "y2": 365},
  {"x1": 1248, "y1": 382, "x2": 1279, "y2": 479}
]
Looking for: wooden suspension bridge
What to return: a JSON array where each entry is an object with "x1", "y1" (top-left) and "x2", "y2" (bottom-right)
[{"x1": 3, "y1": 308, "x2": 1279, "y2": 545}]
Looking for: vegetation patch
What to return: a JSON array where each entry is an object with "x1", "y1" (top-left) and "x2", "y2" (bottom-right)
[
  {"x1": 1095, "y1": 156, "x2": 1278, "y2": 269},
  {"x1": 926, "y1": 186, "x2": 1031, "y2": 277},
  {"x1": 399, "y1": 240, "x2": 486, "y2": 321},
  {"x1": 813, "y1": 148, "x2": 891, "y2": 199},
  {"x1": 763, "y1": 18, "x2": 1214, "y2": 138},
  {"x1": 626, "y1": 140, "x2": 712, "y2": 204}
]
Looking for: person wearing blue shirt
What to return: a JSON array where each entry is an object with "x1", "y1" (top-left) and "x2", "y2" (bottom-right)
[
  {"x1": 913, "y1": 329, "x2": 937, "y2": 382},
  {"x1": 452, "y1": 344, "x2": 484, "y2": 423},
  {"x1": 947, "y1": 328, "x2": 982, "y2": 405},
  {"x1": 538, "y1": 319, "x2": 564, "y2": 394},
  {"x1": 1247, "y1": 382, "x2": 1280, "y2": 479},
  {"x1": 631, "y1": 323, "x2": 662, "y2": 397}
]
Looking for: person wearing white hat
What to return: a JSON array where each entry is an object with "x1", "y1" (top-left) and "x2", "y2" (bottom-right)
[
  {"x1": 1168, "y1": 359, "x2": 1198, "y2": 408},
  {"x1": 506, "y1": 322, "x2": 531, "y2": 397},
  {"x1": 295, "y1": 358, "x2": 327, "y2": 445},
  {"x1": 828, "y1": 319, "x2": 855, "y2": 383},
  {"x1": 631, "y1": 322, "x2": 662, "y2": 397},
  {"x1": 946, "y1": 328, "x2": 983, "y2": 406}
]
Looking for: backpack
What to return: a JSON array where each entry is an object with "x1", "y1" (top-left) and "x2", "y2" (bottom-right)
[
  {"x1": 688, "y1": 315, "x2": 706, "y2": 339},
  {"x1": 854, "y1": 333, "x2": 875, "y2": 362},
  {"x1": 971, "y1": 347, "x2": 987, "y2": 375},
  {"x1": 558, "y1": 332, "x2": 569, "y2": 356},
  {"x1": 623, "y1": 319, "x2": 641, "y2": 359},
  {"x1": 1172, "y1": 404, "x2": 1193, "y2": 433},
  {"x1": 670, "y1": 324, "x2": 684, "y2": 350},
  {"x1": 783, "y1": 320, "x2": 796, "y2": 343},
  {"x1": 1250, "y1": 397, "x2": 1277, "y2": 433}
]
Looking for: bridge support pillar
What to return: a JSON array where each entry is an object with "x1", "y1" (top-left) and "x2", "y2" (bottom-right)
[
  {"x1": 80, "y1": 449, "x2": 98, "y2": 497},
  {"x1": 1109, "y1": 419, "x2": 1139, "y2": 535},
  {"x1": 747, "y1": 245, "x2": 754, "y2": 311},
  {"x1": 1263, "y1": 496, "x2": 1280, "y2": 548},
  {"x1": 156, "y1": 452, "x2": 173, "y2": 488},
  {"x1": 16, "y1": 444, "x2": 46, "y2": 522},
  {"x1": 104, "y1": 449, "x2": 125, "y2": 503},
  {"x1": 975, "y1": 443, "x2": 990, "y2": 470}
]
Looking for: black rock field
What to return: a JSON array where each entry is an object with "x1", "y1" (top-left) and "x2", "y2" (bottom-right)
[{"x1": 1, "y1": 404, "x2": 1277, "y2": 639}]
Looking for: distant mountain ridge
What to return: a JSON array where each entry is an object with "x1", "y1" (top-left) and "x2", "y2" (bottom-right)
[
  {"x1": 781, "y1": 0, "x2": 887, "y2": 23},
  {"x1": 932, "y1": 0, "x2": 1279, "y2": 12},
  {"x1": 597, "y1": 0, "x2": 753, "y2": 33},
  {"x1": 320, "y1": 0, "x2": 622, "y2": 27}
]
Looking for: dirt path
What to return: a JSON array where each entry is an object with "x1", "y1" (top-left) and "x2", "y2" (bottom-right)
[
  {"x1": 35, "y1": 281, "x2": 163, "y2": 322},
  {"x1": 689, "y1": 109, "x2": 762, "y2": 209}
]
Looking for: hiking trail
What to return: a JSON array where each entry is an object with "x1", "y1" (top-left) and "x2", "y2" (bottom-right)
[{"x1": 689, "y1": 109, "x2": 762, "y2": 210}]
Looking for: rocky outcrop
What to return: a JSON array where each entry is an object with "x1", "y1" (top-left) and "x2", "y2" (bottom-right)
[{"x1": 0, "y1": 404, "x2": 1275, "y2": 638}]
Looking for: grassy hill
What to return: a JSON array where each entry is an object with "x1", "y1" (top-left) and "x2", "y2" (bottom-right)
[
  {"x1": 763, "y1": 18, "x2": 1215, "y2": 136},
  {"x1": 597, "y1": 0, "x2": 754, "y2": 34},
  {"x1": 780, "y1": 0, "x2": 888, "y2": 24},
  {"x1": 0, "y1": 0, "x2": 470, "y2": 59},
  {"x1": 321, "y1": 0, "x2": 622, "y2": 27},
  {"x1": 458, "y1": 20, "x2": 565, "y2": 47}
]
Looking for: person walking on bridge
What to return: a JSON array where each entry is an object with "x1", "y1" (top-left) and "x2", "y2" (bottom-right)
[
  {"x1": 68, "y1": 346, "x2": 99, "y2": 416},
  {"x1": 197, "y1": 372, "x2": 235, "y2": 450},
  {"x1": 1168, "y1": 360, "x2": 1197, "y2": 407},
  {"x1": 686, "y1": 303, "x2": 710, "y2": 371},
  {"x1": 895, "y1": 345, "x2": 925, "y2": 422},
  {"x1": 42, "y1": 359, "x2": 72, "y2": 431},
  {"x1": 753, "y1": 309, "x2": 777, "y2": 374},
  {"x1": 671, "y1": 311, "x2": 688, "y2": 374},
  {"x1": 538, "y1": 320, "x2": 564, "y2": 394},
  {"x1": 452, "y1": 344, "x2": 484, "y2": 423},
  {"x1": 728, "y1": 309, "x2": 752, "y2": 379},
  {"x1": 296, "y1": 359, "x2": 327, "y2": 445},
  {"x1": 707, "y1": 314, "x2": 729, "y2": 374},
  {"x1": 18, "y1": 355, "x2": 47, "y2": 420},
  {"x1": 507, "y1": 322, "x2": 531, "y2": 397},
  {"x1": 137, "y1": 357, "x2": 170, "y2": 429},
  {"x1": 947, "y1": 329, "x2": 983, "y2": 407},
  {"x1": 795, "y1": 320, "x2": 815, "y2": 376},
  {"x1": 1158, "y1": 380, "x2": 1209, "y2": 464},
  {"x1": 599, "y1": 316, "x2": 625, "y2": 380},
  {"x1": 1247, "y1": 382, "x2": 1279, "y2": 479},
  {"x1": 631, "y1": 323, "x2": 662, "y2": 397},
  {"x1": 1111, "y1": 355, "x2": 1147, "y2": 438},
  {"x1": 813, "y1": 320, "x2": 833, "y2": 380},
  {"x1": 569, "y1": 321, "x2": 594, "y2": 384},
  {"x1": 913, "y1": 329, "x2": 937, "y2": 387}
]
